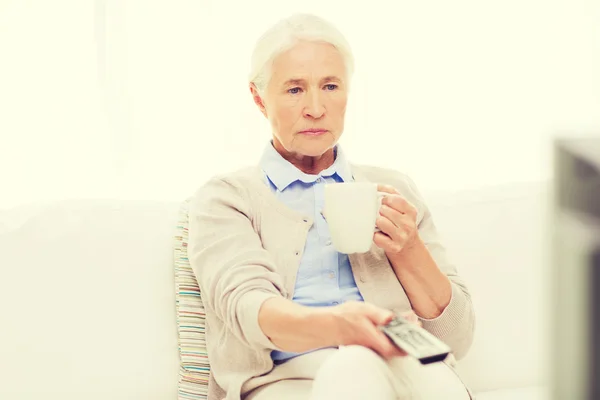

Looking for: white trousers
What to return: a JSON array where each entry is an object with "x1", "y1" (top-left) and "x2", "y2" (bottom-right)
[{"x1": 244, "y1": 346, "x2": 472, "y2": 400}]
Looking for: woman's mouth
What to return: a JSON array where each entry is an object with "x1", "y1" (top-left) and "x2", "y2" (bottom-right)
[{"x1": 299, "y1": 129, "x2": 328, "y2": 136}]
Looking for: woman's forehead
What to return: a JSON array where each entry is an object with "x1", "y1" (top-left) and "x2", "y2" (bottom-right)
[{"x1": 270, "y1": 41, "x2": 346, "y2": 82}]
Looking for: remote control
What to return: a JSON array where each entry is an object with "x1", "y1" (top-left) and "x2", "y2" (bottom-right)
[{"x1": 380, "y1": 314, "x2": 452, "y2": 365}]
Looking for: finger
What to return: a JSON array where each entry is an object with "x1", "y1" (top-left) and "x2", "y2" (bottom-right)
[
  {"x1": 375, "y1": 330, "x2": 407, "y2": 360},
  {"x1": 401, "y1": 310, "x2": 417, "y2": 321},
  {"x1": 360, "y1": 302, "x2": 394, "y2": 326},
  {"x1": 376, "y1": 210, "x2": 399, "y2": 234},
  {"x1": 373, "y1": 231, "x2": 400, "y2": 252},
  {"x1": 377, "y1": 184, "x2": 400, "y2": 195},
  {"x1": 382, "y1": 334, "x2": 408, "y2": 359},
  {"x1": 409, "y1": 311, "x2": 424, "y2": 326},
  {"x1": 382, "y1": 212, "x2": 416, "y2": 243},
  {"x1": 401, "y1": 310, "x2": 418, "y2": 324},
  {"x1": 375, "y1": 215, "x2": 410, "y2": 247},
  {"x1": 379, "y1": 204, "x2": 412, "y2": 230},
  {"x1": 390, "y1": 345, "x2": 408, "y2": 358},
  {"x1": 362, "y1": 323, "x2": 395, "y2": 358},
  {"x1": 382, "y1": 195, "x2": 417, "y2": 217},
  {"x1": 379, "y1": 205, "x2": 416, "y2": 234}
]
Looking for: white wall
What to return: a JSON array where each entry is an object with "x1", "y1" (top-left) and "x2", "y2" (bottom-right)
[{"x1": 1, "y1": 0, "x2": 599, "y2": 209}]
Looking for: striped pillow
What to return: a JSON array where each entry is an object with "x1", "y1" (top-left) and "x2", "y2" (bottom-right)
[{"x1": 174, "y1": 199, "x2": 210, "y2": 399}]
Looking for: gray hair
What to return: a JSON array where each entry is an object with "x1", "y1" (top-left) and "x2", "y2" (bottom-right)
[{"x1": 249, "y1": 13, "x2": 355, "y2": 95}]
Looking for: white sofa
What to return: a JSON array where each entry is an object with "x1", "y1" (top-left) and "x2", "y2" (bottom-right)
[{"x1": 0, "y1": 181, "x2": 551, "y2": 399}]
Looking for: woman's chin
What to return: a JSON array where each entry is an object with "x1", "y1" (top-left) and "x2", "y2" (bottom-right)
[
  {"x1": 298, "y1": 142, "x2": 337, "y2": 158},
  {"x1": 300, "y1": 133, "x2": 336, "y2": 147}
]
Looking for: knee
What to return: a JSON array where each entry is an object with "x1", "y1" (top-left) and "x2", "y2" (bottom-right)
[
  {"x1": 336, "y1": 345, "x2": 381, "y2": 365},
  {"x1": 318, "y1": 345, "x2": 384, "y2": 378},
  {"x1": 312, "y1": 346, "x2": 396, "y2": 400}
]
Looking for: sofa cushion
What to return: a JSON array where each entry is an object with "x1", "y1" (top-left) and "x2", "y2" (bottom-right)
[
  {"x1": 0, "y1": 199, "x2": 180, "y2": 399},
  {"x1": 174, "y1": 199, "x2": 210, "y2": 399},
  {"x1": 423, "y1": 181, "x2": 550, "y2": 393}
]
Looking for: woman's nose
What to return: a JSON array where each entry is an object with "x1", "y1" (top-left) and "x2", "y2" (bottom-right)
[{"x1": 303, "y1": 91, "x2": 326, "y2": 118}]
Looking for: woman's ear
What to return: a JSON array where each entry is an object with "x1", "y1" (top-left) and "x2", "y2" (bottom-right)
[{"x1": 249, "y1": 83, "x2": 268, "y2": 118}]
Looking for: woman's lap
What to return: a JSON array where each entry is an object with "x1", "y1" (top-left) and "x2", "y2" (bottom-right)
[
  {"x1": 244, "y1": 379, "x2": 312, "y2": 400},
  {"x1": 243, "y1": 346, "x2": 471, "y2": 400}
]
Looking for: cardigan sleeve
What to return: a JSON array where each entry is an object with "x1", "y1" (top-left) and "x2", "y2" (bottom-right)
[{"x1": 187, "y1": 176, "x2": 286, "y2": 351}]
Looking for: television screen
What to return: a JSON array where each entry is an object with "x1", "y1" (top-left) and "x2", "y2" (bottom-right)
[{"x1": 552, "y1": 137, "x2": 600, "y2": 400}]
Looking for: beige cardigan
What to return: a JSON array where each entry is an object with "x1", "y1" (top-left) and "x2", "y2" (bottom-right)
[{"x1": 188, "y1": 163, "x2": 475, "y2": 400}]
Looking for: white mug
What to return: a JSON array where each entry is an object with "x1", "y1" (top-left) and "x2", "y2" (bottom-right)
[{"x1": 323, "y1": 182, "x2": 386, "y2": 254}]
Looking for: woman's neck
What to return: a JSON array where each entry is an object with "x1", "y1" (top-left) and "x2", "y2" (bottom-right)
[{"x1": 272, "y1": 140, "x2": 336, "y2": 175}]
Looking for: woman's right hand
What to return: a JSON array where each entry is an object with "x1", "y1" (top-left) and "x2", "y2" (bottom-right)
[
  {"x1": 259, "y1": 297, "x2": 420, "y2": 359},
  {"x1": 321, "y1": 301, "x2": 409, "y2": 360}
]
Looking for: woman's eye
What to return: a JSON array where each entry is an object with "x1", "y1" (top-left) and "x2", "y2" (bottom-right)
[
  {"x1": 325, "y1": 84, "x2": 338, "y2": 91},
  {"x1": 288, "y1": 87, "x2": 301, "y2": 94}
]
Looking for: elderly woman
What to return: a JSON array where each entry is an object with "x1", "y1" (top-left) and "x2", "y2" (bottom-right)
[{"x1": 189, "y1": 13, "x2": 475, "y2": 400}]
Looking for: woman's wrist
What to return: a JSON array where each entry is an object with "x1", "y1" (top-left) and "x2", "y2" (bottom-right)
[
  {"x1": 303, "y1": 306, "x2": 339, "y2": 348},
  {"x1": 258, "y1": 297, "x2": 334, "y2": 352}
]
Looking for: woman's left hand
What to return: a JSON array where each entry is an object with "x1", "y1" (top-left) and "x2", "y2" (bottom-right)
[{"x1": 374, "y1": 184, "x2": 420, "y2": 256}]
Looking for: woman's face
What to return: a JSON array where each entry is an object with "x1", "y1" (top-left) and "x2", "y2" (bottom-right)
[{"x1": 252, "y1": 40, "x2": 349, "y2": 158}]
